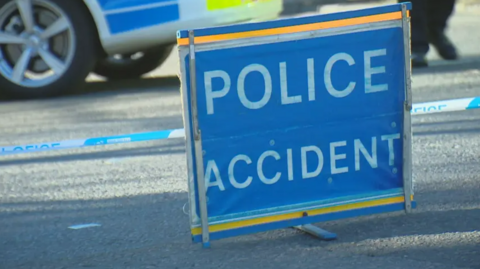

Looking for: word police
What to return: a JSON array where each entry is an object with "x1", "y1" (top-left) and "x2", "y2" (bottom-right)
[{"x1": 204, "y1": 49, "x2": 388, "y2": 115}]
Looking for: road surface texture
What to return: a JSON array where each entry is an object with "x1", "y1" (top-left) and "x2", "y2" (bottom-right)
[{"x1": 1, "y1": 2, "x2": 480, "y2": 269}]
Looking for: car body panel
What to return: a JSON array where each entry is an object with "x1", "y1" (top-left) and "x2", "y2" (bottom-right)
[{"x1": 83, "y1": 0, "x2": 283, "y2": 55}]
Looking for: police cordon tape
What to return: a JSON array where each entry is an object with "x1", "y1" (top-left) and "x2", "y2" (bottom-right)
[
  {"x1": 0, "y1": 129, "x2": 185, "y2": 156},
  {"x1": 412, "y1": 96, "x2": 480, "y2": 115},
  {"x1": 1, "y1": 96, "x2": 480, "y2": 156}
]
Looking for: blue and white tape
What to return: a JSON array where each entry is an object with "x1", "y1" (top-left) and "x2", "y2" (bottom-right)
[
  {"x1": 411, "y1": 96, "x2": 480, "y2": 115},
  {"x1": 2, "y1": 97, "x2": 480, "y2": 156},
  {"x1": 0, "y1": 128, "x2": 185, "y2": 156}
]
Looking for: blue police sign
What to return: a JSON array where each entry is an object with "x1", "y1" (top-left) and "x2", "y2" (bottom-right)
[{"x1": 177, "y1": 2, "x2": 415, "y2": 247}]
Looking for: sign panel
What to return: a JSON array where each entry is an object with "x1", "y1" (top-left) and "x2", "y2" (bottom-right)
[{"x1": 177, "y1": 2, "x2": 415, "y2": 246}]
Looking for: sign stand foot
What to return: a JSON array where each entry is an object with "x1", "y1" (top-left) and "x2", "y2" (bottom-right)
[
  {"x1": 202, "y1": 242, "x2": 211, "y2": 249},
  {"x1": 293, "y1": 224, "x2": 337, "y2": 241}
]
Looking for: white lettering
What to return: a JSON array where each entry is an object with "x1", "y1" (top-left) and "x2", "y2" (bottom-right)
[
  {"x1": 228, "y1": 154, "x2": 253, "y2": 189},
  {"x1": 280, "y1": 62, "x2": 302, "y2": 105},
  {"x1": 354, "y1": 137, "x2": 378, "y2": 171},
  {"x1": 301, "y1": 145, "x2": 324, "y2": 179},
  {"x1": 364, "y1": 49, "x2": 388, "y2": 93},
  {"x1": 381, "y1": 133, "x2": 401, "y2": 166},
  {"x1": 204, "y1": 160, "x2": 225, "y2": 191},
  {"x1": 107, "y1": 138, "x2": 131, "y2": 143},
  {"x1": 287, "y1": 148, "x2": 294, "y2": 181},
  {"x1": 204, "y1": 70, "x2": 231, "y2": 115},
  {"x1": 330, "y1": 141, "x2": 349, "y2": 174},
  {"x1": 204, "y1": 49, "x2": 391, "y2": 113},
  {"x1": 237, "y1": 63, "x2": 272, "y2": 110},
  {"x1": 324, "y1": 52, "x2": 356, "y2": 98},
  {"x1": 307, "y1": 58, "x2": 315, "y2": 101},
  {"x1": 204, "y1": 133, "x2": 400, "y2": 192},
  {"x1": 257, "y1": 150, "x2": 281, "y2": 184}
]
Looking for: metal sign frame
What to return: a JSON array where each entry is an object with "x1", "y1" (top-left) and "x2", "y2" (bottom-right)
[
  {"x1": 400, "y1": 4, "x2": 414, "y2": 214},
  {"x1": 177, "y1": 2, "x2": 415, "y2": 248}
]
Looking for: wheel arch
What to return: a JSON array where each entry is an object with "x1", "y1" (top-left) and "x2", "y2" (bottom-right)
[{"x1": 81, "y1": 0, "x2": 110, "y2": 57}]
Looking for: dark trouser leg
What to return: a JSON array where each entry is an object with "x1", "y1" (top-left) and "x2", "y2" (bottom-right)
[
  {"x1": 400, "y1": 0, "x2": 429, "y2": 67},
  {"x1": 408, "y1": 0, "x2": 430, "y2": 55},
  {"x1": 426, "y1": 0, "x2": 455, "y2": 33},
  {"x1": 426, "y1": 0, "x2": 458, "y2": 59}
]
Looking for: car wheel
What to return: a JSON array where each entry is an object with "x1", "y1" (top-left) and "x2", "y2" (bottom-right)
[
  {"x1": 92, "y1": 45, "x2": 173, "y2": 80},
  {"x1": 0, "y1": 0, "x2": 98, "y2": 99}
]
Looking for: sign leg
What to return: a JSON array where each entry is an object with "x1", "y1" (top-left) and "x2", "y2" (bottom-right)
[
  {"x1": 188, "y1": 30, "x2": 211, "y2": 248},
  {"x1": 401, "y1": 3, "x2": 414, "y2": 214},
  {"x1": 292, "y1": 225, "x2": 337, "y2": 241}
]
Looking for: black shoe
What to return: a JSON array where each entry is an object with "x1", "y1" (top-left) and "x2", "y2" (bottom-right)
[
  {"x1": 428, "y1": 29, "x2": 458, "y2": 60},
  {"x1": 412, "y1": 53, "x2": 428, "y2": 68}
]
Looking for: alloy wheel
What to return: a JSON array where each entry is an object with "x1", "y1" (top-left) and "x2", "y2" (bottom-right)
[{"x1": 0, "y1": 0, "x2": 75, "y2": 88}]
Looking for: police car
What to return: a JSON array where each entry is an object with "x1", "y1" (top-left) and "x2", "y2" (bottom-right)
[{"x1": 0, "y1": 0, "x2": 283, "y2": 98}]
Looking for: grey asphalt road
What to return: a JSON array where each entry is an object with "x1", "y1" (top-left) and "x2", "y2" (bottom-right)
[{"x1": 1, "y1": 4, "x2": 480, "y2": 269}]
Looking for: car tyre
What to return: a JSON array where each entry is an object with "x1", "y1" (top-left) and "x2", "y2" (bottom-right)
[
  {"x1": 0, "y1": 0, "x2": 99, "y2": 99},
  {"x1": 92, "y1": 45, "x2": 173, "y2": 80}
]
